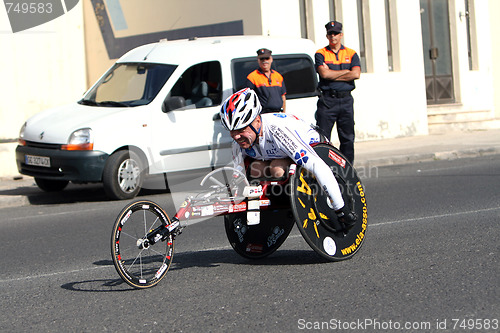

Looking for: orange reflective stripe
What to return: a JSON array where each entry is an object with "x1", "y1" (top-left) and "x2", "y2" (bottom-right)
[
  {"x1": 317, "y1": 46, "x2": 357, "y2": 65},
  {"x1": 247, "y1": 70, "x2": 283, "y2": 88}
]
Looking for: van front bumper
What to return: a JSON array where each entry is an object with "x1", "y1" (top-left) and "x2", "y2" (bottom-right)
[{"x1": 16, "y1": 145, "x2": 109, "y2": 182}]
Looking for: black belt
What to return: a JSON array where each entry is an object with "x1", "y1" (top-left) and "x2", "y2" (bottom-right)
[{"x1": 320, "y1": 89, "x2": 352, "y2": 98}]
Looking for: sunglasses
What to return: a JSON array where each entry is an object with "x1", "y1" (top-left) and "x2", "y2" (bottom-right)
[
  {"x1": 259, "y1": 57, "x2": 270, "y2": 61},
  {"x1": 328, "y1": 31, "x2": 341, "y2": 36}
]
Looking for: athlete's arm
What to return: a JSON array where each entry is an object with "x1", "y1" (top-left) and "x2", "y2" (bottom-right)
[{"x1": 270, "y1": 124, "x2": 345, "y2": 210}]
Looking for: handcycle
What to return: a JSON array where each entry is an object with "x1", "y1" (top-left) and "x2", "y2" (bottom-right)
[{"x1": 111, "y1": 142, "x2": 368, "y2": 289}]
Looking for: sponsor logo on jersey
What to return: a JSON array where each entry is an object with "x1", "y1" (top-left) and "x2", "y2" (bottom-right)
[{"x1": 295, "y1": 149, "x2": 309, "y2": 165}]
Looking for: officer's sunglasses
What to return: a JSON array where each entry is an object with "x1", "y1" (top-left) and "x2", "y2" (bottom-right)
[{"x1": 328, "y1": 31, "x2": 341, "y2": 36}]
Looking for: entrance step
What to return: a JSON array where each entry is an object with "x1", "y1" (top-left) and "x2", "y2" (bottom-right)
[{"x1": 427, "y1": 106, "x2": 500, "y2": 134}]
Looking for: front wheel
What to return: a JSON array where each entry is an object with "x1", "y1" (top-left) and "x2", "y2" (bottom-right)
[
  {"x1": 111, "y1": 200, "x2": 175, "y2": 289},
  {"x1": 103, "y1": 150, "x2": 144, "y2": 200}
]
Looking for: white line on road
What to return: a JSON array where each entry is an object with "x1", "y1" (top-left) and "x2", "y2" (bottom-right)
[
  {"x1": 1, "y1": 206, "x2": 498, "y2": 284},
  {"x1": 369, "y1": 206, "x2": 500, "y2": 228}
]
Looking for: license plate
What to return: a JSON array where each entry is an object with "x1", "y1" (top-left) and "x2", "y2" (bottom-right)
[{"x1": 25, "y1": 155, "x2": 51, "y2": 167}]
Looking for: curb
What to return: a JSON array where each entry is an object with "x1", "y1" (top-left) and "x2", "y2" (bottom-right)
[
  {"x1": 354, "y1": 147, "x2": 500, "y2": 169},
  {"x1": 0, "y1": 195, "x2": 29, "y2": 209},
  {"x1": 1, "y1": 147, "x2": 500, "y2": 210}
]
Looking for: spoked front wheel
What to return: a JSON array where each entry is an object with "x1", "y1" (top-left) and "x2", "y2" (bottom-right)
[{"x1": 111, "y1": 200, "x2": 175, "y2": 288}]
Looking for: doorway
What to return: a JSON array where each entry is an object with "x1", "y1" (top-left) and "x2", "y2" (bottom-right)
[{"x1": 420, "y1": 0, "x2": 455, "y2": 104}]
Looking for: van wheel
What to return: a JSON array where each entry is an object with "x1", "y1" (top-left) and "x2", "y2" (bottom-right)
[
  {"x1": 103, "y1": 150, "x2": 144, "y2": 200},
  {"x1": 34, "y1": 178, "x2": 69, "y2": 192}
]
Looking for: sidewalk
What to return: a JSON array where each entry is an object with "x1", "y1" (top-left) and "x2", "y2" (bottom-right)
[
  {"x1": 1, "y1": 129, "x2": 500, "y2": 209},
  {"x1": 354, "y1": 128, "x2": 500, "y2": 168}
]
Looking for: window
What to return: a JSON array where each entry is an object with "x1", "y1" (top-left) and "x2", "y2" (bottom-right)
[
  {"x1": 169, "y1": 61, "x2": 223, "y2": 109},
  {"x1": 385, "y1": 0, "x2": 394, "y2": 71},
  {"x1": 356, "y1": 0, "x2": 367, "y2": 73},
  {"x1": 81, "y1": 63, "x2": 176, "y2": 107},
  {"x1": 464, "y1": 0, "x2": 477, "y2": 70},
  {"x1": 232, "y1": 55, "x2": 318, "y2": 99},
  {"x1": 299, "y1": 0, "x2": 308, "y2": 39},
  {"x1": 329, "y1": 0, "x2": 336, "y2": 20}
]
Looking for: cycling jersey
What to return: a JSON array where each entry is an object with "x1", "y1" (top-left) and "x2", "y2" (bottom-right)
[{"x1": 232, "y1": 113, "x2": 345, "y2": 210}]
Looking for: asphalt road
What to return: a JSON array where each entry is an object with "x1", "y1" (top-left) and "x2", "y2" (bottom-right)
[{"x1": 0, "y1": 156, "x2": 499, "y2": 332}]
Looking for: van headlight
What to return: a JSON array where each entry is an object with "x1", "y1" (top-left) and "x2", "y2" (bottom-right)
[
  {"x1": 62, "y1": 128, "x2": 94, "y2": 151},
  {"x1": 18, "y1": 122, "x2": 27, "y2": 146}
]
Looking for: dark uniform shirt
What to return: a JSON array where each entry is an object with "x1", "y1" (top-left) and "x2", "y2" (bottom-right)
[
  {"x1": 315, "y1": 45, "x2": 361, "y2": 92},
  {"x1": 246, "y1": 69, "x2": 286, "y2": 111}
]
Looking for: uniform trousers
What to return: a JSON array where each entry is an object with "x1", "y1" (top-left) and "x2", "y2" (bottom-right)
[{"x1": 315, "y1": 94, "x2": 355, "y2": 163}]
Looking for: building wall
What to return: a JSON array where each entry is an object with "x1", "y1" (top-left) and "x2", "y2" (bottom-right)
[
  {"x1": 83, "y1": 0, "x2": 263, "y2": 85},
  {"x1": 489, "y1": 0, "x2": 500, "y2": 119},
  {"x1": 301, "y1": 0, "x2": 429, "y2": 139},
  {"x1": 446, "y1": 0, "x2": 494, "y2": 114},
  {"x1": 1, "y1": 0, "x2": 499, "y2": 178},
  {"x1": 0, "y1": 2, "x2": 86, "y2": 140}
]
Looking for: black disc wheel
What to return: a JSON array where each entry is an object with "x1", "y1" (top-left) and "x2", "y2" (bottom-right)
[
  {"x1": 224, "y1": 208, "x2": 295, "y2": 259},
  {"x1": 111, "y1": 200, "x2": 174, "y2": 288},
  {"x1": 290, "y1": 143, "x2": 368, "y2": 261}
]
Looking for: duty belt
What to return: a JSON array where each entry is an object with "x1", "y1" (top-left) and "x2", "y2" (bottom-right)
[{"x1": 320, "y1": 89, "x2": 352, "y2": 98}]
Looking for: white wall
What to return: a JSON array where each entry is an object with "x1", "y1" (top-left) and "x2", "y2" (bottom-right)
[
  {"x1": 456, "y1": 0, "x2": 494, "y2": 113},
  {"x1": 0, "y1": 3, "x2": 86, "y2": 140},
  {"x1": 0, "y1": 3, "x2": 86, "y2": 178},
  {"x1": 490, "y1": 0, "x2": 500, "y2": 119}
]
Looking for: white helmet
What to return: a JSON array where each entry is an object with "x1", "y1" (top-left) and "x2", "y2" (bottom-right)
[{"x1": 220, "y1": 88, "x2": 261, "y2": 131}]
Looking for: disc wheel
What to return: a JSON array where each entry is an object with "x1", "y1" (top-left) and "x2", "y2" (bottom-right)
[
  {"x1": 224, "y1": 208, "x2": 295, "y2": 259},
  {"x1": 290, "y1": 143, "x2": 368, "y2": 261},
  {"x1": 111, "y1": 200, "x2": 174, "y2": 288}
]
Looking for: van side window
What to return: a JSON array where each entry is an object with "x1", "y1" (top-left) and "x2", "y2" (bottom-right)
[
  {"x1": 170, "y1": 61, "x2": 222, "y2": 109},
  {"x1": 232, "y1": 55, "x2": 318, "y2": 99}
]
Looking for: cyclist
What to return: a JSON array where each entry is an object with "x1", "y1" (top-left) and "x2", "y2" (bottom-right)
[{"x1": 220, "y1": 88, "x2": 356, "y2": 228}]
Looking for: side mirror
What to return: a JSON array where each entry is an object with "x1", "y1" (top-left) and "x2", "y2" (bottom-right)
[
  {"x1": 212, "y1": 113, "x2": 221, "y2": 121},
  {"x1": 162, "y1": 96, "x2": 186, "y2": 112}
]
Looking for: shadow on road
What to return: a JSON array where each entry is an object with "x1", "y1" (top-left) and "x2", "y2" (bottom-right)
[
  {"x1": 0, "y1": 171, "x2": 209, "y2": 206},
  {"x1": 0, "y1": 180, "x2": 171, "y2": 206},
  {"x1": 61, "y1": 249, "x2": 331, "y2": 292}
]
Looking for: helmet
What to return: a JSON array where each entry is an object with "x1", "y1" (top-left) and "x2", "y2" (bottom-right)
[{"x1": 220, "y1": 88, "x2": 261, "y2": 131}]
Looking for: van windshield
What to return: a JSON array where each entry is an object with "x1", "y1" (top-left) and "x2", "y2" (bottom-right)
[{"x1": 79, "y1": 63, "x2": 177, "y2": 107}]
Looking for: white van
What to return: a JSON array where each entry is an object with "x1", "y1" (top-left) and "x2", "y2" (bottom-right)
[{"x1": 16, "y1": 36, "x2": 319, "y2": 199}]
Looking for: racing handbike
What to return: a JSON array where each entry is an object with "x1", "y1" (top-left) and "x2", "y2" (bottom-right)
[{"x1": 110, "y1": 143, "x2": 368, "y2": 289}]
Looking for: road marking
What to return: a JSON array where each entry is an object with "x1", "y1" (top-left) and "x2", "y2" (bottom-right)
[
  {"x1": 2, "y1": 206, "x2": 498, "y2": 284},
  {"x1": 370, "y1": 206, "x2": 500, "y2": 227},
  {"x1": 3, "y1": 207, "x2": 105, "y2": 223},
  {"x1": 0, "y1": 266, "x2": 105, "y2": 284}
]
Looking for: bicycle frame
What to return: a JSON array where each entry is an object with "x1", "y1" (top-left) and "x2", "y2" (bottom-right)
[{"x1": 142, "y1": 164, "x2": 297, "y2": 247}]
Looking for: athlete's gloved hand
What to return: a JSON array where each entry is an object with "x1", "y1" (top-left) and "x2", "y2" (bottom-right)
[{"x1": 335, "y1": 205, "x2": 357, "y2": 230}]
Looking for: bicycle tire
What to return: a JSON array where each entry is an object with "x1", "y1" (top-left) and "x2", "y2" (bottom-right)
[
  {"x1": 290, "y1": 143, "x2": 368, "y2": 261},
  {"x1": 111, "y1": 200, "x2": 174, "y2": 288}
]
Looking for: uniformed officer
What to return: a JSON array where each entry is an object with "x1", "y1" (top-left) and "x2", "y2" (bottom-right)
[
  {"x1": 246, "y1": 48, "x2": 286, "y2": 113},
  {"x1": 315, "y1": 21, "x2": 361, "y2": 163}
]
